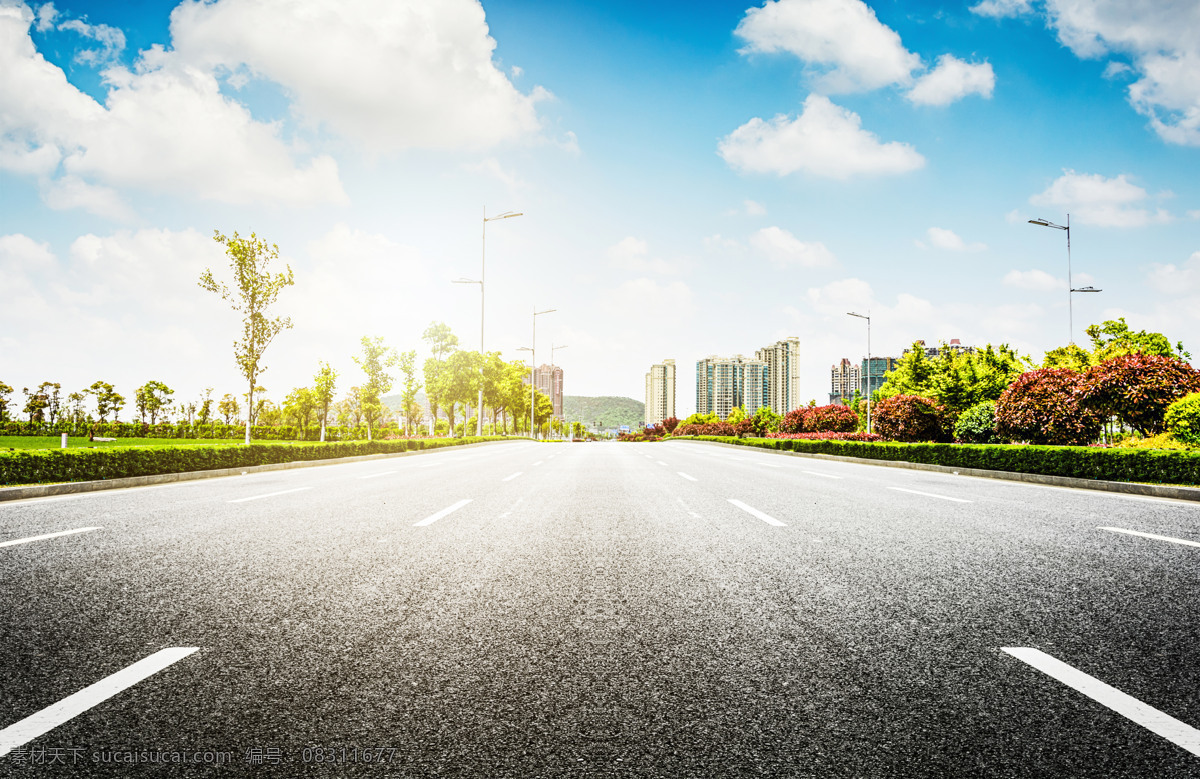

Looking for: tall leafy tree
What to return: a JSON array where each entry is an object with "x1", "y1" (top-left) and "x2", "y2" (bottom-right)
[
  {"x1": 135, "y1": 381, "x2": 174, "y2": 424},
  {"x1": 199, "y1": 230, "x2": 294, "y2": 444},
  {"x1": 283, "y1": 387, "x2": 317, "y2": 432},
  {"x1": 877, "y1": 342, "x2": 1028, "y2": 417},
  {"x1": 313, "y1": 362, "x2": 337, "y2": 442},
  {"x1": 219, "y1": 394, "x2": 240, "y2": 425},
  {"x1": 0, "y1": 380, "x2": 12, "y2": 422},
  {"x1": 87, "y1": 381, "x2": 124, "y2": 422},
  {"x1": 422, "y1": 321, "x2": 458, "y2": 434},
  {"x1": 444, "y1": 350, "x2": 483, "y2": 437},
  {"x1": 398, "y1": 350, "x2": 421, "y2": 437},
  {"x1": 1087, "y1": 318, "x2": 1189, "y2": 362},
  {"x1": 354, "y1": 336, "x2": 400, "y2": 441},
  {"x1": 22, "y1": 385, "x2": 49, "y2": 427},
  {"x1": 197, "y1": 387, "x2": 214, "y2": 425}
]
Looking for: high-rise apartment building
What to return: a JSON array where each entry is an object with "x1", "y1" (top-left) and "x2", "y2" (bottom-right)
[
  {"x1": 644, "y1": 359, "x2": 676, "y2": 427},
  {"x1": 829, "y1": 358, "x2": 861, "y2": 404},
  {"x1": 534, "y1": 364, "x2": 564, "y2": 420},
  {"x1": 695, "y1": 355, "x2": 769, "y2": 420},
  {"x1": 755, "y1": 337, "x2": 802, "y2": 415}
]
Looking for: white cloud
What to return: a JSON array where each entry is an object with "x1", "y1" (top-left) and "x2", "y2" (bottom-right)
[
  {"x1": 924, "y1": 227, "x2": 986, "y2": 252},
  {"x1": 969, "y1": 0, "x2": 1033, "y2": 19},
  {"x1": 607, "y1": 237, "x2": 678, "y2": 275},
  {"x1": 1030, "y1": 170, "x2": 1171, "y2": 227},
  {"x1": 57, "y1": 17, "x2": 125, "y2": 65},
  {"x1": 907, "y1": 55, "x2": 995, "y2": 106},
  {"x1": 719, "y1": 94, "x2": 925, "y2": 179},
  {"x1": 0, "y1": 2, "x2": 346, "y2": 211},
  {"x1": 40, "y1": 175, "x2": 134, "y2": 221},
  {"x1": 168, "y1": 0, "x2": 546, "y2": 152},
  {"x1": 750, "y1": 226, "x2": 836, "y2": 268},
  {"x1": 1148, "y1": 251, "x2": 1200, "y2": 296},
  {"x1": 1044, "y1": 0, "x2": 1200, "y2": 145},
  {"x1": 1003, "y1": 269, "x2": 1064, "y2": 291},
  {"x1": 1103, "y1": 61, "x2": 1132, "y2": 79},
  {"x1": 744, "y1": 199, "x2": 767, "y2": 216},
  {"x1": 462, "y1": 158, "x2": 524, "y2": 188},
  {"x1": 734, "y1": 0, "x2": 920, "y2": 92},
  {"x1": 34, "y1": 1, "x2": 56, "y2": 32}
]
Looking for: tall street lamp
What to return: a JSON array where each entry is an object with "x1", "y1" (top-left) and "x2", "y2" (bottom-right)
[
  {"x1": 455, "y1": 207, "x2": 523, "y2": 436},
  {"x1": 550, "y1": 343, "x2": 568, "y2": 436},
  {"x1": 847, "y1": 311, "x2": 871, "y2": 434},
  {"x1": 530, "y1": 307, "x2": 555, "y2": 440},
  {"x1": 1028, "y1": 214, "x2": 1102, "y2": 344}
]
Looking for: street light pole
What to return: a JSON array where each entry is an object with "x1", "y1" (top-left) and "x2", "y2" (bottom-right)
[
  {"x1": 847, "y1": 311, "x2": 871, "y2": 434},
  {"x1": 1028, "y1": 214, "x2": 1094, "y2": 345},
  {"x1": 531, "y1": 307, "x2": 555, "y2": 440}
]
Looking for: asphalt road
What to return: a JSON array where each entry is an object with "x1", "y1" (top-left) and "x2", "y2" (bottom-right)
[{"x1": 1, "y1": 439, "x2": 1199, "y2": 777}]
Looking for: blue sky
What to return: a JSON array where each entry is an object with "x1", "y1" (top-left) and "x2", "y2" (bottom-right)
[{"x1": 2, "y1": 0, "x2": 1198, "y2": 418}]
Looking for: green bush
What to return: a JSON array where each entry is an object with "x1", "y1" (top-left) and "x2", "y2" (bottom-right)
[
  {"x1": 0, "y1": 437, "x2": 506, "y2": 486},
  {"x1": 1165, "y1": 392, "x2": 1200, "y2": 446},
  {"x1": 954, "y1": 401, "x2": 999, "y2": 444},
  {"x1": 682, "y1": 435, "x2": 1200, "y2": 485}
]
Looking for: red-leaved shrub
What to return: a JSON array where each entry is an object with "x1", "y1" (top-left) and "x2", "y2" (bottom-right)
[
  {"x1": 803, "y1": 404, "x2": 859, "y2": 432},
  {"x1": 995, "y1": 369, "x2": 1102, "y2": 445},
  {"x1": 766, "y1": 431, "x2": 882, "y2": 441},
  {"x1": 872, "y1": 395, "x2": 950, "y2": 442},
  {"x1": 1079, "y1": 354, "x2": 1200, "y2": 436}
]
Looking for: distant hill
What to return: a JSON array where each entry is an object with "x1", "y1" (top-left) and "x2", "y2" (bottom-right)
[
  {"x1": 380, "y1": 392, "x2": 644, "y2": 430},
  {"x1": 563, "y1": 396, "x2": 644, "y2": 429}
]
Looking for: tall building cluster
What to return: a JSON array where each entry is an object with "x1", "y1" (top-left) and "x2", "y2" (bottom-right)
[
  {"x1": 533, "y1": 364, "x2": 564, "y2": 420},
  {"x1": 644, "y1": 359, "x2": 676, "y2": 427},
  {"x1": 829, "y1": 338, "x2": 972, "y2": 404},
  {"x1": 694, "y1": 337, "x2": 801, "y2": 421}
]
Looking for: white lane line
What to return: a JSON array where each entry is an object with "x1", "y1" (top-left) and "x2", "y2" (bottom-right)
[
  {"x1": 533, "y1": 461, "x2": 544, "y2": 467},
  {"x1": 889, "y1": 487, "x2": 972, "y2": 504},
  {"x1": 0, "y1": 647, "x2": 199, "y2": 758},
  {"x1": 677, "y1": 472, "x2": 697, "y2": 482},
  {"x1": 357, "y1": 471, "x2": 396, "y2": 480},
  {"x1": 413, "y1": 498, "x2": 473, "y2": 527},
  {"x1": 227, "y1": 487, "x2": 311, "y2": 504},
  {"x1": 1001, "y1": 647, "x2": 1200, "y2": 756},
  {"x1": 1100, "y1": 526, "x2": 1200, "y2": 549},
  {"x1": 803, "y1": 470, "x2": 843, "y2": 479},
  {"x1": 502, "y1": 472, "x2": 523, "y2": 482},
  {"x1": 0, "y1": 527, "x2": 102, "y2": 549},
  {"x1": 419, "y1": 462, "x2": 443, "y2": 468},
  {"x1": 727, "y1": 499, "x2": 787, "y2": 527},
  {"x1": 656, "y1": 460, "x2": 668, "y2": 466},
  {"x1": 759, "y1": 463, "x2": 781, "y2": 468}
]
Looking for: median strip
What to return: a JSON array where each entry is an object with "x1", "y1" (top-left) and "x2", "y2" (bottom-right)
[
  {"x1": 0, "y1": 647, "x2": 199, "y2": 758},
  {"x1": 413, "y1": 499, "x2": 473, "y2": 527},
  {"x1": 888, "y1": 487, "x2": 972, "y2": 503},
  {"x1": 1001, "y1": 647, "x2": 1200, "y2": 757},
  {"x1": 0, "y1": 526, "x2": 101, "y2": 549},
  {"x1": 1099, "y1": 526, "x2": 1200, "y2": 549},
  {"x1": 227, "y1": 487, "x2": 312, "y2": 504},
  {"x1": 728, "y1": 499, "x2": 786, "y2": 527}
]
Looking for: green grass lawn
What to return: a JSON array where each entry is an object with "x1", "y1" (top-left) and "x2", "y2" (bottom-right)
[{"x1": 0, "y1": 436, "x2": 302, "y2": 450}]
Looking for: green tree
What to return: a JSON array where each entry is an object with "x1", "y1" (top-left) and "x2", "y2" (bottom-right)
[
  {"x1": 0, "y1": 380, "x2": 12, "y2": 422},
  {"x1": 1042, "y1": 343, "x2": 1096, "y2": 372},
  {"x1": 283, "y1": 387, "x2": 317, "y2": 432},
  {"x1": 22, "y1": 385, "x2": 50, "y2": 427},
  {"x1": 135, "y1": 381, "x2": 174, "y2": 424},
  {"x1": 878, "y1": 342, "x2": 1028, "y2": 417},
  {"x1": 87, "y1": 381, "x2": 124, "y2": 422},
  {"x1": 66, "y1": 391, "x2": 87, "y2": 431},
  {"x1": 1087, "y1": 317, "x2": 1189, "y2": 362},
  {"x1": 422, "y1": 322, "x2": 459, "y2": 435},
  {"x1": 200, "y1": 230, "x2": 294, "y2": 444},
  {"x1": 218, "y1": 394, "x2": 239, "y2": 425},
  {"x1": 197, "y1": 387, "x2": 214, "y2": 425},
  {"x1": 727, "y1": 406, "x2": 748, "y2": 424},
  {"x1": 444, "y1": 350, "x2": 483, "y2": 437},
  {"x1": 38, "y1": 382, "x2": 62, "y2": 426},
  {"x1": 314, "y1": 362, "x2": 337, "y2": 442},
  {"x1": 397, "y1": 350, "x2": 421, "y2": 437},
  {"x1": 354, "y1": 336, "x2": 400, "y2": 442}
]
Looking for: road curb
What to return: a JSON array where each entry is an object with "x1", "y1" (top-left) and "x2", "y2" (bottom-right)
[
  {"x1": 0, "y1": 440, "x2": 519, "y2": 503},
  {"x1": 674, "y1": 439, "x2": 1200, "y2": 503}
]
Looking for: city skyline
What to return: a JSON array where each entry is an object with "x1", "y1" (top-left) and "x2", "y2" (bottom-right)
[{"x1": 2, "y1": 0, "x2": 1198, "y2": 420}]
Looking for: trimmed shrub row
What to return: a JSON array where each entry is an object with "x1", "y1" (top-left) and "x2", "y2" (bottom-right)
[
  {"x1": 680, "y1": 435, "x2": 1200, "y2": 486},
  {"x1": 0, "y1": 436, "x2": 507, "y2": 486},
  {"x1": 0, "y1": 420, "x2": 377, "y2": 441}
]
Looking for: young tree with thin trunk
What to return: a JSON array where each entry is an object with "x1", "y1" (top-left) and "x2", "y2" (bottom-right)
[
  {"x1": 398, "y1": 350, "x2": 421, "y2": 437},
  {"x1": 314, "y1": 362, "x2": 337, "y2": 442},
  {"x1": 354, "y1": 335, "x2": 399, "y2": 442},
  {"x1": 200, "y1": 230, "x2": 294, "y2": 445}
]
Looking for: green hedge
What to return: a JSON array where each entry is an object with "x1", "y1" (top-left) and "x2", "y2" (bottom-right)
[
  {"x1": 681, "y1": 435, "x2": 1200, "y2": 486},
  {"x1": 0, "y1": 437, "x2": 508, "y2": 486}
]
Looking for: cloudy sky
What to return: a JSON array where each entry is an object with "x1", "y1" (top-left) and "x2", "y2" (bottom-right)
[{"x1": 2, "y1": 0, "x2": 1198, "y2": 418}]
